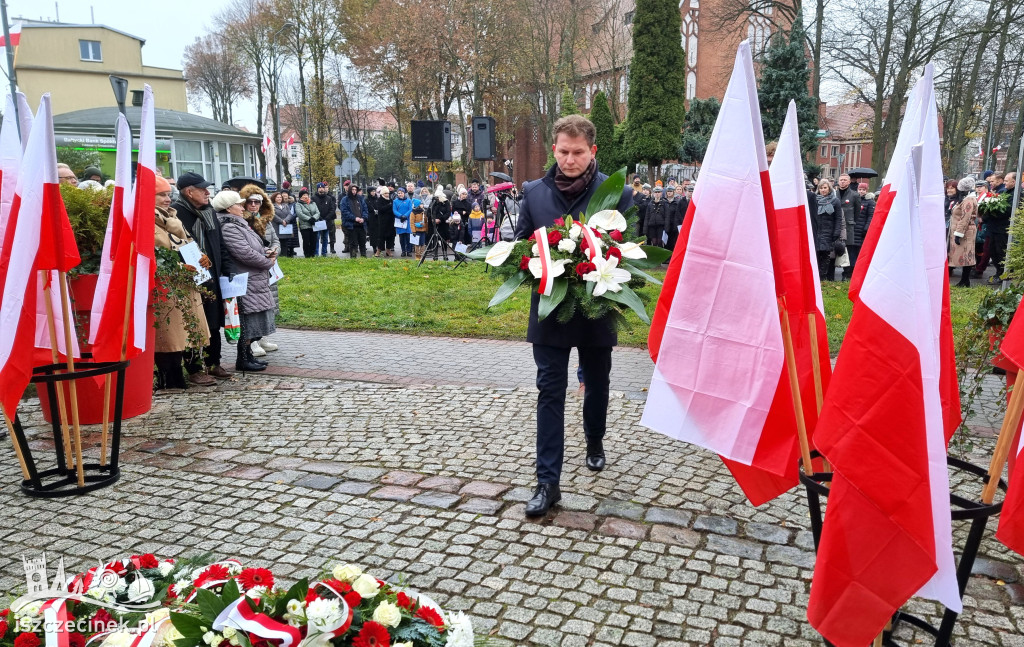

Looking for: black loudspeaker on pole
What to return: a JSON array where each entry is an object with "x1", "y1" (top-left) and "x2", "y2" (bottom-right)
[
  {"x1": 472, "y1": 116, "x2": 496, "y2": 161},
  {"x1": 411, "y1": 120, "x2": 452, "y2": 161}
]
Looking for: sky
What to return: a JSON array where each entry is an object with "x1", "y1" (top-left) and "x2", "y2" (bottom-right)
[{"x1": 3, "y1": 0, "x2": 262, "y2": 129}]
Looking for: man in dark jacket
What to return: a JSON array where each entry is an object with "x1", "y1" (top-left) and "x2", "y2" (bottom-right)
[
  {"x1": 836, "y1": 173, "x2": 861, "y2": 279},
  {"x1": 664, "y1": 186, "x2": 683, "y2": 250},
  {"x1": 514, "y1": 114, "x2": 633, "y2": 517},
  {"x1": 987, "y1": 171, "x2": 1019, "y2": 283},
  {"x1": 312, "y1": 182, "x2": 337, "y2": 254},
  {"x1": 468, "y1": 179, "x2": 488, "y2": 216},
  {"x1": 340, "y1": 184, "x2": 369, "y2": 257},
  {"x1": 645, "y1": 187, "x2": 668, "y2": 246},
  {"x1": 172, "y1": 172, "x2": 232, "y2": 383}
]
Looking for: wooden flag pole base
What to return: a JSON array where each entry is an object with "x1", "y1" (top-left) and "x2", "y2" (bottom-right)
[
  {"x1": 43, "y1": 274, "x2": 75, "y2": 472},
  {"x1": 806, "y1": 312, "x2": 832, "y2": 477},
  {"x1": 104, "y1": 245, "x2": 137, "y2": 469},
  {"x1": 2, "y1": 406, "x2": 30, "y2": 480},
  {"x1": 779, "y1": 297, "x2": 814, "y2": 475},
  {"x1": 981, "y1": 380, "x2": 1024, "y2": 504},
  {"x1": 57, "y1": 271, "x2": 85, "y2": 487}
]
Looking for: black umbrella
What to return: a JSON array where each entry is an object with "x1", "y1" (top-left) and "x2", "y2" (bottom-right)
[
  {"x1": 224, "y1": 176, "x2": 267, "y2": 191},
  {"x1": 846, "y1": 167, "x2": 878, "y2": 178}
]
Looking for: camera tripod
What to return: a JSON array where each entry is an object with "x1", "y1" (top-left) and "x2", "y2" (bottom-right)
[{"x1": 417, "y1": 228, "x2": 455, "y2": 267}]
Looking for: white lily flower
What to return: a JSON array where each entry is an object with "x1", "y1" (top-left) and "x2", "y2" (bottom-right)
[
  {"x1": 582, "y1": 256, "x2": 632, "y2": 296},
  {"x1": 616, "y1": 242, "x2": 647, "y2": 260},
  {"x1": 527, "y1": 257, "x2": 571, "y2": 280},
  {"x1": 484, "y1": 240, "x2": 515, "y2": 267},
  {"x1": 587, "y1": 209, "x2": 627, "y2": 232},
  {"x1": 557, "y1": 239, "x2": 576, "y2": 254}
]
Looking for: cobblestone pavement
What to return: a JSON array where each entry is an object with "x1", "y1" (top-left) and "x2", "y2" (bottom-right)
[{"x1": 0, "y1": 329, "x2": 1021, "y2": 646}]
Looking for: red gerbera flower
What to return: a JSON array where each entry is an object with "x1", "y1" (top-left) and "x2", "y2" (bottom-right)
[
  {"x1": 351, "y1": 621, "x2": 390, "y2": 647},
  {"x1": 606, "y1": 247, "x2": 622, "y2": 261},
  {"x1": 395, "y1": 592, "x2": 414, "y2": 610},
  {"x1": 519, "y1": 255, "x2": 530, "y2": 270},
  {"x1": 67, "y1": 633, "x2": 85, "y2": 647},
  {"x1": 547, "y1": 230, "x2": 562, "y2": 245},
  {"x1": 192, "y1": 564, "x2": 229, "y2": 589},
  {"x1": 237, "y1": 568, "x2": 274, "y2": 591},
  {"x1": 609, "y1": 230, "x2": 623, "y2": 242},
  {"x1": 415, "y1": 606, "x2": 445, "y2": 628},
  {"x1": 15, "y1": 633, "x2": 41, "y2": 647},
  {"x1": 0, "y1": 620, "x2": 8, "y2": 640}
]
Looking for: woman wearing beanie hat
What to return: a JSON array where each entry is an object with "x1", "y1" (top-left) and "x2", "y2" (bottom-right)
[
  {"x1": 295, "y1": 189, "x2": 320, "y2": 257},
  {"x1": 948, "y1": 177, "x2": 979, "y2": 286},
  {"x1": 153, "y1": 175, "x2": 212, "y2": 389}
]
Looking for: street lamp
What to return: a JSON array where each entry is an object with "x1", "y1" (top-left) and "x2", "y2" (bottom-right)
[
  {"x1": 270, "y1": 22, "x2": 294, "y2": 187},
  {"x1": 109, "y1": 75, "x2": 129, "y2": 119}
]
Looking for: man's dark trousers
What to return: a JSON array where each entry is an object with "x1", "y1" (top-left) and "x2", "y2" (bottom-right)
[
  {"x1": 186, "y1": 299, "x2": 222, "y2": 373},
  {"x1": 533, "y1": 344, "x2": 612, "y2": 484}
]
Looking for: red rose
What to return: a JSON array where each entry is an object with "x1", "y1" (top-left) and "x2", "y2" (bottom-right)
[
  {"x1": 575, "y1": 262, "x2": 590, "y2": 277},
  {"x1": 89, "y1": 610, "x2": 115, "y2": 633},
  {"x1": 132, "y1": 554, "x2": 159, "y2": 569},
  {"x1": 606, "y1": 247, "x2": 622, "y2": 261},
  {"x1": 351, "y1": 621, "x2": 389, "y2": 647},
  {"x1": 528, "y1": 232, "x2": 536, "y2": 241},
  {"x1": 519, "y1": 255, "x2": 530, "y2": 270},
  {"x1": 343, "y1": 591, "x2": 362, "y2": 609},
  {"x1": 609, "y1": 230, "x2": 623, "y2": 242},
  {"x1": 553, "y1": 217, "x2": 565, "y2": 226},
  {"x1": 237, "y1": 568, "x2": 274, "y2": 591},
  {"x1": 0, "y1": 620, "x2": 8, "y2": 640},
  {"x1": 395, "y1": 592, "x2": 414, "y2": 610},
  {"x1": 67, "y1": 634, "x2": 85, "y2": 647},
  {"x1": 15, "y1": 633, "x2": 41, "y2": 647},
  {"x1": 580, "y1": 238, "x2": 589, "y2": 252},
  {"x1": 547, "y1": 230, "x2": 562, "y2": 245},
  {"x1": 415, "y1": 606, "x2": 445, "y2": 628}
]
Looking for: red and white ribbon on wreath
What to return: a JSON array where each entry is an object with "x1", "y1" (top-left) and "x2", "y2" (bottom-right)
[
  {"x1": 296, "y1": 582, "x2": 353, "y2": 646},
  {"x1": 573, "y1": 222, "x2": 602, "y2": 261},
  {"x1": 40, "y1": 599, "x2": 70, "y2": 647},
  {"x1": 126, "y1": 617, "x2": 167, "y2": 647},
  {"x1": 534, "y1": 226, "x2": 554, "y2": 296},
  {"x1": 213, "y1": 597, "x2": 302, "y2": 647},
  {"x1": 184, "y1": 559, "x2": 243, "y2": 603}
]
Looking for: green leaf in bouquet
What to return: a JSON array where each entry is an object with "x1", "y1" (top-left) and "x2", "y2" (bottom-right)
[
  {"x1": 272, "y1": 577, "x2": 309, "y2": 618},
  {"x1": 194, "y1": 588, "x2": 227, "y2": 625},
  {"x1": 464, "y1": 246, "x2": 492, "y2": 261},
  {"x1": 626, "y1": 245, "x2": 672, "y2": 268},
  {"x1": 622, "y1": 263, "x2": 662, "y2": 285},
  {"x1": 220, "y1": 578, "x2": 240, "y2": 602},
  {"x1": 170, "y1": 611, "x2": 206, "y2": 643},
  {"x1": 601, "y1": 285, "x2": 650, "y2": 323},
  {"x1": 585, "y1": 167, "x2": 627, "y2": 218},
  {"x1": 538, "y1": 278, "x2": 568, "y2": 320},
  {"x1": 487, "y1": 270, "x2": 530, "y2": 309}
]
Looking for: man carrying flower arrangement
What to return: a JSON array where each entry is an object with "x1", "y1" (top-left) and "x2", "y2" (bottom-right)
[{"x1": 514, "y1": 115, "x2": 634, "y2": 517}]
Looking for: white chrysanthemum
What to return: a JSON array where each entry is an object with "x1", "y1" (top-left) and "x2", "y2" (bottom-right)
[
  {"x1": 158, "y1": 562, "x2": 175, "y2": 577},
  {"x1": 483, "y1": 240, "x2": 515, "y2": 267},
  {"x1": 557, "y1": 239, "x2": 576, "y2": 254},
  {"x1": 569, "y1": 225, "x2": 582, "y2": 241},
  {"x1": 306, "y1": 598, "x2": 344, "y2": 632},
  {"x1": 444, "y1": 611, "x2": 475, "y2": 647},
  {"x1": 331, "y1": 563, "x2": 363, "y2": 584},
  {"x1": 582, "y1": 256, "x2": 631, "y2": 297}
]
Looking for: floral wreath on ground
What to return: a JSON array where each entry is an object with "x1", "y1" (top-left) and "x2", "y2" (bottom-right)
[
  {"x1": 1, "y1": 557, "x2": 473, "y2": 647},
  {"x1": 467, "y1": 168, "x2": 671, "y2": 327}
]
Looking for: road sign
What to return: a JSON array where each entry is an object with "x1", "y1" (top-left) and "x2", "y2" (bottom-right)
[
  {"x1": 340, "y1": 157, "x2": 361, "y2": 176},
  {"x1": 334, "y1": 164, "x2": 344, "y2": 177},
  {"x1": 426, "y1": 171, "x2": 439, "y2": 183},
  {"x1": 341, "y1": 140, "x2": 358, "y2": 155}
]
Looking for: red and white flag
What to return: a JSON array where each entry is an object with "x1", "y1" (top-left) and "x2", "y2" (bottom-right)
[
  {"x1": 88, "y1": 113, "x2": 133, "y2": 345},
  {"x1": 808, "y1": 145, "x2": 960, "y2": 646},
  {"x1": 0, "y1": 92, "x2": 32, "y2": 256},
  {"x1": 285, "y1": 133, "x2": 295, "y2": 149},
  {"x1": 719, "y1": 100, "x2": 833, "y2": 505},
  {"x1": 994, "y1": 308, "x2": 1024, "y2": 556},
  {"x1": 0, "y1": 22, "x2": 22, "y2": 49},
  {"x1": 850, "y1": 65, "x2": 961, "y2": 443},
  {"x1": 92, "y1": 85, "x2": 156, "y2": 361},
  {"x1": 643, "y1": 41, "x2": 798, "y2": 497},
  {"x1": 262, "y1": 132, "x2": 274, "y2": 154},
  {"x1": 0, "y1": 94, "x2": 80, "y2": 415}
]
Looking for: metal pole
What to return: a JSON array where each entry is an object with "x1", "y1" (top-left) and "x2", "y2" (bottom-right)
[
  {"x1": 1000, "y1": 132, "x2": 1024, "y2": 289},
  {"x1": 271, "y1": 24, "x2": 291, "y2": 188},
  {"x1": 0, "y1": 0, "x2": 19, "y2": 128},
  {"x1": 985, "y1": 85, "x2": 999, "y2": 172},
  {"x1": 304, "y1": 105, "x2": 311, "y2": 186}
]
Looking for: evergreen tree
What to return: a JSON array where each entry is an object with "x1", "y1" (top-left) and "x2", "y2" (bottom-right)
[
  {"x1": 757, "y1": 11, "x2": 818, "y2": 154},
  {"x1": 678, "y1": 97, "x2": 720, "y2": 164},
  {"x1": 560, "y1": 86, "x2": 580, "y2": 116},
  {"x1": 625, "y1": 0, "x2": 687, "y2": 175},
  {"x1": 591, "y1": 91, "x2": 620, "y2": 171}
]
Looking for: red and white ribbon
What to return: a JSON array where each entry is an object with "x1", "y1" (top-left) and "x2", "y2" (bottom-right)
[
  {"x1": 213, "y1": 597, "x2": 302, "y2": 647},
  {"x1": 127, "y1": 618, "x2": 166, "y2": 647},
  {"x1": 297, "y1": 582, "x2": 353, "y2": 646},
  {"x1": 534, "y1": 226, "x2": 554, "y2": 296},
  {"x1": 40, "y1": 599, "x2": 70, "y2": 647},
  {"x1": 574, "y1": 222, "x2": 602, "y2": 261}
]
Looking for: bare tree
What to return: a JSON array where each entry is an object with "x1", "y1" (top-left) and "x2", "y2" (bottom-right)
[{"x1": 182, "y1": 32, "x2": 252, "y2": 124}]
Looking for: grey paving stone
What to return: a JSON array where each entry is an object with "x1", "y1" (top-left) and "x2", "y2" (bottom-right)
[
  {"x1": 644, "y1": 507, "x2": 692, "y2": 527},
  {"x1": 596, "y1": 499, "x2": 645, "y2": 520},
  {"x1": 693, "y1": 515, "x2": 739, "y2": 536},
  {"x1": 457, "y1": 498, "x2": 504, "y2": 515},
  {"x1": 411, "y1": 491, "x2": 462, "y2": 509},
  {"x1": 370, "y1": 486, "x2": 421, "y2": 501},
  {"x1": 292, "y1": 475, "x2": 341, "y2": 491}
]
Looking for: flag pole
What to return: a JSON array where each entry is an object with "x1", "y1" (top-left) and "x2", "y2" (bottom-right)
[
  {"x1": 779, "y1": 297, "x2": 814, "y2": 475},
  {"x1": 807, "y1": 313, "x2": 824, "y2": 412},
  {"x1": 103, "y1": 243, "x2": 137, "y2": 466},
  {"x1": 2, "y1": 406, "x2": 29, "y2": 479},
  {"x1": 981, "y1": 380, "x2": 1024, "y2": 503},
  {"x1": 43, "y1": 273, "x2": 74, "y2": 471},
  {"x1": 57, "y1": 270, "x2": 85, "y2": 487}
]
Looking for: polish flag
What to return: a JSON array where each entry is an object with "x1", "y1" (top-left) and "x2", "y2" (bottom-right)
[
  {"x1": 262, "y1": 132, "x2": 274, "y2": 154},
  {"x1": 0, "y1": 93, "x2": 32, "y2": 258},
  {"x1": 92, "y1": 85, "x2": 156, "y2": 362},
  {"x1": 285, "y1": 133, "x2": 295, "y2": 149},
  {"x1": 643, "y1": 41, "x2": 796, "y2": 493},
  {"x1": 0, "y1": 94, "x2": 80, "y2": 415},
  {"x1": 808, "y1": 145, "x2": 960, "y2": 646},
  {"x1": 994, "y1": 308, "x2": 1024, "y2": 556},
  {"x1": 850, "y1": 65, "x2": 961, "y2": 443},
  {"x1": 720, "y1": 101, "x2": 832, "y2": 505},
  {"x1": 88, "y1": 113, "x2": 133, "y2": 345},
  {"x1": 0, "y1": 22, "x2": 22, "y2": 49}
]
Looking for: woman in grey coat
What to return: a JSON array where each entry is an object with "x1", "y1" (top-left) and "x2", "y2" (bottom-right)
[{"x1": 213, "y1": 190, "x2": 277, "y2": 372}]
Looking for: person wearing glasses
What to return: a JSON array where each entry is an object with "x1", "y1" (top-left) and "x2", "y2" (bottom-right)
[
  {"x1": 172, "y1": 172, "x2": 234, "y2": 382},
  {"x1": 57, "y1": 163, "x2": 78, "y2": 186}
]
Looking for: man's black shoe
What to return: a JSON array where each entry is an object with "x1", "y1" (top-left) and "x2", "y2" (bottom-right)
[
  {"x1": 524, "y1": 483, "x2": 560, "y2": 517},
  {"x1": 235, "y1": 360, "x2": 266, "y2": 372},
  {"x1": 586, "y1": 439, "x2": 606, "y2": 471}
]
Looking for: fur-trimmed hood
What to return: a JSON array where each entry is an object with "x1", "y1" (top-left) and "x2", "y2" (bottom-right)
[{"x1": 239, "y1": 183, "x2": 274, "y2": 236}]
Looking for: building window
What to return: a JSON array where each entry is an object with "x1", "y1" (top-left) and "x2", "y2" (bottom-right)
[
  {"x1": 820, "y1": 145, "x2": 828, "y2": 157},
  {"x1": 173, "y1": 139, "x2": 212, "y2": 181},
  {"x1": 624, "y1": 10, "x2": 634, "y2": 24},
  {"x1": 619, "y1": 75, "x2": 626, "y2": 102},
  {"x1": 831, "y1": 145, "x2": 839, "y2": 157},
  {"x1": 79, "y1": 40, "x2": 102, "y2": 61}
]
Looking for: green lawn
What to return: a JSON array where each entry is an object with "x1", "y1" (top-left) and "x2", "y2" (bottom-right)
[{"x1": 276, "y1": 256, "x2": 989, "y2": 352}]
